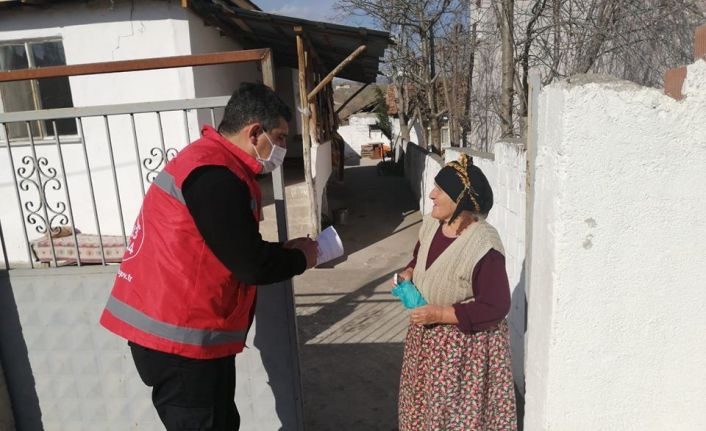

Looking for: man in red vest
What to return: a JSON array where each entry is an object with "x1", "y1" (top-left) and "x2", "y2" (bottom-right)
[{"x1": 100, "y1": 83, "x2": 318, "y2": 430}]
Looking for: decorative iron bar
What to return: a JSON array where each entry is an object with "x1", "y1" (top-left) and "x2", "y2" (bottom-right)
[{"x1": 0, "y1": 97, "x2": 231, "y2": 268}]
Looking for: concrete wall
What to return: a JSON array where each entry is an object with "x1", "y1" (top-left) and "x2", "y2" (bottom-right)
[
  {"x1": 0, "y1": 266, "x2": 303, "y2": 430},
  {"x1": 338, "y1": 113, "x2": 390, "y2": 158},
  {"x1": 524, "y1": 62, "x2": 706, "y2": 430},
  {"x1": 403, "y1": 143, "x2": 443, "y2": 214}
]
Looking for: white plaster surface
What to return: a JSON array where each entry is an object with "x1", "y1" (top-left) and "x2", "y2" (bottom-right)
[
  {"x1": 338, "y1": 113, "x2": 390, "y2": 158},
  {"x1": 524, "y1": 61, "x2": 706, "y2": 431}
]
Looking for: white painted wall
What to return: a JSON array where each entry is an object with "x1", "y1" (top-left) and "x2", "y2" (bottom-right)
[
  {"x1": 312, "y1": 141, "x2": 332, "y2": 220},
  {"x1": 524, "y1": 63, "x2": 706, "y2": 431},
  {"x1": 338, "y1": 113, "x2": 390, "y2": 158},
  {"x1": 188, "y1": 10, "x2": 260, "y2": 130}
]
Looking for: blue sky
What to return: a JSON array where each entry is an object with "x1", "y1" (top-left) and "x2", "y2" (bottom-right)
[{"x1": 254, "y1": 0, "x2": 379, "y2": 28}]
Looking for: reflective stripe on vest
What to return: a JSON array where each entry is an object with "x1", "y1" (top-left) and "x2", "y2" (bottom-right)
[
  {"x1": 105, "y1": 295, "x2": 247, "y2": 346},
  {"x1": 155, "y1": 170, "x2": 258, "y2": 213},
  {"x1": 154, "y1": 171, "x2": 185, "y2": 205}
]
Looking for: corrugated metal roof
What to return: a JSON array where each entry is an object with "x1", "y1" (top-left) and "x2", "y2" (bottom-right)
[
  {"x1": 334, "y1": 82, "x2": 382, "y2": 120},
  {"x1": 188, "y1": 0, "x2": 392, "y2": 83}
]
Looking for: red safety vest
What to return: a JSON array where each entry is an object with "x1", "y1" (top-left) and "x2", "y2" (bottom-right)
[{"x1": 100, "y1": 125, "x2": 263, "y2": 359}]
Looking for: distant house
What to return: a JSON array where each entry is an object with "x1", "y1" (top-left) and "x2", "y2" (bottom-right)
[{"x1": 334, "y1": 81, "x2": 388, "y2": 160}]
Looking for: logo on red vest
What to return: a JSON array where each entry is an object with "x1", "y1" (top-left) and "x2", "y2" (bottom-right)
[{"x1": 123, "y1": 210, "x2": 145, "y2": 262}]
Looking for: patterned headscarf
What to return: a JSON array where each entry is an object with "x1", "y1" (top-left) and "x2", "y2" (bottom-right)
[{"x1": 434, "y1": 153, "x2": 493, "y2": 223}]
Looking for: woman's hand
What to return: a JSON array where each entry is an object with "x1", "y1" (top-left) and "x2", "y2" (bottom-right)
[
  {"x1": 393, "y1": 267, "x2": 414, "y2": 286},
  {"x1": 409, "y1": 305, "x2": 459, "y2": 325}
]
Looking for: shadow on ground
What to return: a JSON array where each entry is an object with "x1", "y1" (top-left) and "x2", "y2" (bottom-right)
[
  {"x1": 295, "y1": 159, "x2": 420, "y2": 430},
  {"x1": 297, "y1": 271, "x2": 406, "y2": 431},
  {"x1": 323, "y1": 164, "x2": 418, "y2": 261}
]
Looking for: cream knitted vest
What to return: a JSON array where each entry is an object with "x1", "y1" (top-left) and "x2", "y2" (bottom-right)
[{"x1": 413, "y1": 216, "x2": 505, "y2": 306}]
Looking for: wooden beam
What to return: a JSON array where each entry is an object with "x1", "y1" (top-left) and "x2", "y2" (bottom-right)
[
  {"x1": 296, "y1": 33, "x2": 320, "y2": 236},
  {"x1": 307, "y1": 45, "x2": 367, "y2": 103},
  {"x1": 0, "y1": 49, "x2": 269, "y2": 83},
  {"x1": 335, "y1": 82, "x2": 370, "y2": 115},
  {"x1": 181, "y1": 0, "x2": 189, "y2": 8}
]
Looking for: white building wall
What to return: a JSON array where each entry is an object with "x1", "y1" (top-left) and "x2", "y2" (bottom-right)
[
  {"x1": 338, "y1": 113, "x2": 390, "y2": 158},
  {"x1": 524, "y1": 63, "x2": 706, "y2": 430},
  {"x1": 188, "y1": 10, "x2": 261, "y2": 129}
]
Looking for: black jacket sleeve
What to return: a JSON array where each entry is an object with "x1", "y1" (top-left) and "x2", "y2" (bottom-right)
[{"x1": 181, "y1": 165, "x2": 307, "y2": 285}]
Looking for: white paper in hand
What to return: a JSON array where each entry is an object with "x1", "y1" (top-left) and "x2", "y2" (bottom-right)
[{"x1": 316, "y1": 226, "x2": 344, "y2": 266}]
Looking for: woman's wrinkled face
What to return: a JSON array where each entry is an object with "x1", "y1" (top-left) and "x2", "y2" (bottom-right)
[{"x1": 429, "y1": 184, "x2": 457, "y2": 222}]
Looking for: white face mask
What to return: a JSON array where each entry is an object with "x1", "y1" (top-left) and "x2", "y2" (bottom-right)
[{"x1": 255, "y1": 131, "x2": 287, "y2": 174}]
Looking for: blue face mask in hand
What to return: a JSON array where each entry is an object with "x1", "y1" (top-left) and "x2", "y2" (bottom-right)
[{"x1": 391, "y1": 280, "x2": 428, "y2": 309}]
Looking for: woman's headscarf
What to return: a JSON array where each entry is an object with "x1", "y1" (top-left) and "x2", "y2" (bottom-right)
[{"x1": 434, "y1": 153, "x2": 493, "y2": 223}]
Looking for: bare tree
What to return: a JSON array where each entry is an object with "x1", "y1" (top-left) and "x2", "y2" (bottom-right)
[
  {"x1": 336, "y1": 0, "x2": 705, "y2": 152},
  {"x1": 336, "y1": 0, "x2": 457, "y2": 152},
  {"x1": 495, "y1": 0, "x2": 516, "y2": 138}
]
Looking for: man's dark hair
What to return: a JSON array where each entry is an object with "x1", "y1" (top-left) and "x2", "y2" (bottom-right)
[{"x1": 218, "y1": 82, "x2": 292, "y2": 135}]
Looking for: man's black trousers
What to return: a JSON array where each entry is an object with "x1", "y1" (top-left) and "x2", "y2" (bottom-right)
[{"x1": 129, "y1": 342, "x2": 239, "y2": 430}]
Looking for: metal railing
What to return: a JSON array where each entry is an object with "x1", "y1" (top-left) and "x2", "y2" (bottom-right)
[{"x1": 0, "y1": 97, "x2": 233, "y2": 268}]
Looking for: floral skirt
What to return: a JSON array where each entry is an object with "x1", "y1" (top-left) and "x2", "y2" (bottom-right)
[{"x1": 398, "y1": 320, "x2": 517, "y2": 431}]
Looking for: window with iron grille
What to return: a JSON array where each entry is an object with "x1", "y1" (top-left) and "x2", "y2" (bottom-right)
[{"x1": 0, "y1": 39, "x2": 77, "y2": 141}]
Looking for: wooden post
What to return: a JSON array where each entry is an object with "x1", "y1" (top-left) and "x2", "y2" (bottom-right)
[
  {"x1": 296, "y1": 32, "x2": 320, "y2": 236},
  {"x1": 260, "y1": 49, "x2": 275, "y2": 90},
  {"x1": 307, "y1": 45, "x2": 367, "y2": 103}
]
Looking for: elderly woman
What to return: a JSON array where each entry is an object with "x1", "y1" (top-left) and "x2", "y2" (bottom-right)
[{"x1": 396, "y1": 154, "x2": 517, "y2": 431}]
